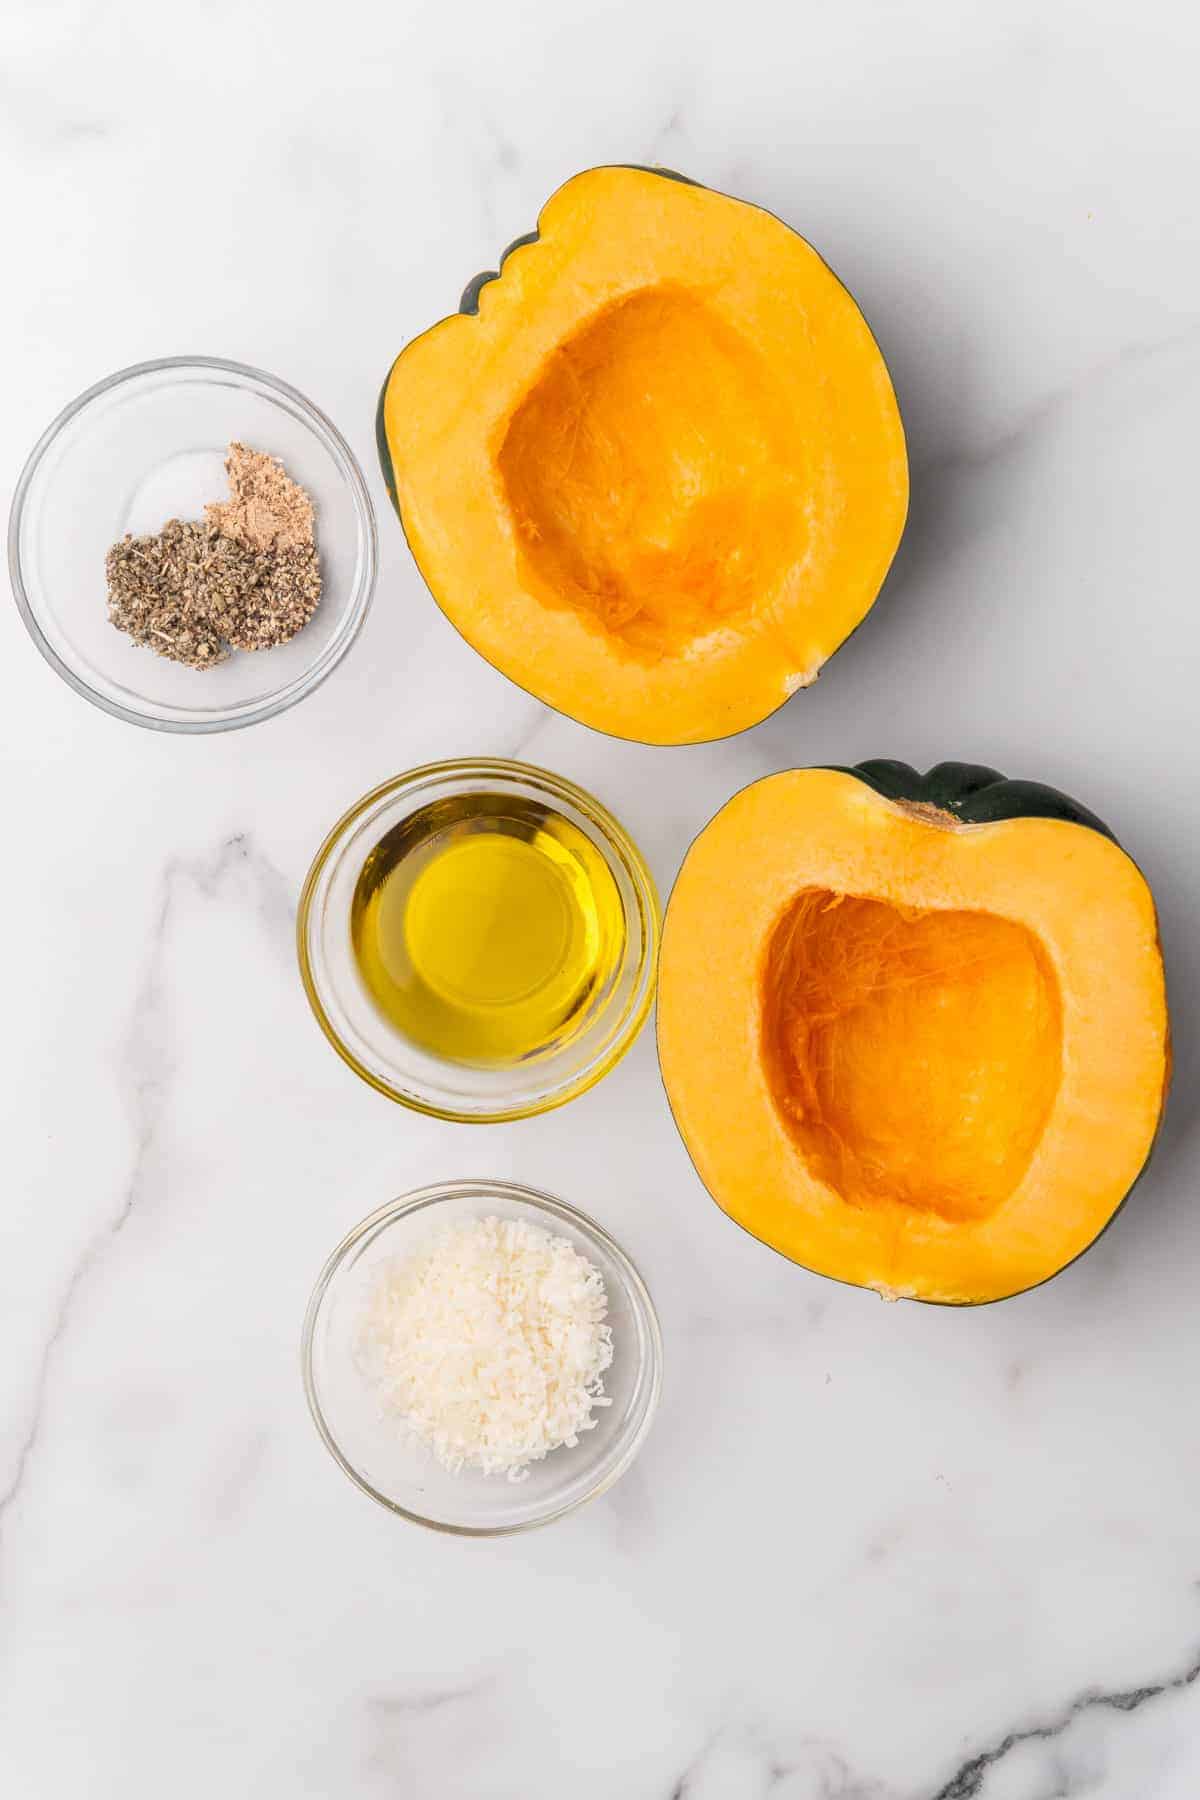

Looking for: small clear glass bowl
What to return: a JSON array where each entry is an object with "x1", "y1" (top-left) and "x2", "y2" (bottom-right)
[
  {"x1": 297, "y1": 759, "x2": 660, "y2": 1122},
  {"x1": 8, "y1": 356, "x2": 377, "y2": 732},
  {"x1": 302, "y1": 1180, "x2": 663, "y2": 1534}
]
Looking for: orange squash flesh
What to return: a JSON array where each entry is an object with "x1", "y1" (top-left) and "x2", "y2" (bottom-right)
[
  {"x1": 381, "y1": 167, "x2": 908, "y2": 745},
  {"x1": 762, "y1": 892, "x2": 1063, "y2": 1227},
  {"x1": 658, "y1": 769, "x2": 1169, "y2": 1303}
]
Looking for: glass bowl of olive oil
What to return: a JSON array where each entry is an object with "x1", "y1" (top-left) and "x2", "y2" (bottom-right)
[{"x1": 297, "y1": 760, "x2": 659, "y2": 1121}]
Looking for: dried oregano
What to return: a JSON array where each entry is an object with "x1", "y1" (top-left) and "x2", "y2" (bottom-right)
[
  {"x1": 106, "y1": 521, "x2": 234, "y2": 669},
  {"x1": 105, "y1": 446, "x2": 321, "y2": 669}
]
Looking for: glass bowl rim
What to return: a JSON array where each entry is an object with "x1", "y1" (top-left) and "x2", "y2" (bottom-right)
[
  {"x1": 296, "y1": 757, "x2": 661, "y2": 1122},
  {"x1": 300, "y1": 1177, "x2": 664, "y2": 1536},
  {"x1": 7, "y1": 353, "x2": 379, "y2": 734}
]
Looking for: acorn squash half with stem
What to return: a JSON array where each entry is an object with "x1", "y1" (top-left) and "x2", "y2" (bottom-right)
[
  {"x1": 378, "y1": 165, "x2": 908, "y2": 745},
  {"x1": 658, "y1": 763, "x2": 1170, "y2": 1304}
]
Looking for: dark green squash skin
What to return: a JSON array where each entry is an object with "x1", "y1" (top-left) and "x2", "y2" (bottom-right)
[
  {"x1": 375, "y1": 353, "x2": 402, "y2": 516},
  {"x1": 658, "y1": 761, "x2": 1168, "y2": 1307},
  {"x1": 459, "y1": 229, "x2": 542, "y2": 316},
  {"x1": 375, "y1": 166, "x2": 908, "y2": 747},
  {"x1": 457, "y1": 169, "x2": 698, "y2": 315},
  {"x1": 377, "y1": 168, "x2": 698, "y2": 527},
  {"x1": 833, "y1": 759, "x2": 1116, "y2": 842}
]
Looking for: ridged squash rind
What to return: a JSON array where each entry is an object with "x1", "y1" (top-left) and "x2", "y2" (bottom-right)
[
  {"x1": 379, "y1": 166, "x2": 909, "y2": 745},
  {"x1": 658, "y1": 762, "x2": 1170, "y2": 1305}
]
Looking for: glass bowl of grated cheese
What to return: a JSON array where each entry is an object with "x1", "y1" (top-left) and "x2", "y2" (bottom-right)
[{"x1": 302, "y1": 1180, "x2": 662, "y2": 1534}]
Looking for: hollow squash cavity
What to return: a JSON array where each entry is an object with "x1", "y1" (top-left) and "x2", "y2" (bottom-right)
[
  {"x1": 496, "y1": 284, "x2": 805, "y2": 660},
  {"x1": 761, "y1": 891, "x2": 1063, "y2": 1223}
]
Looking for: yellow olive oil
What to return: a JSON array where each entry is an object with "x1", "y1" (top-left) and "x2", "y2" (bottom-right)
[{"x1": 350, "y1": 794, "x2": 625, "y2": 1066}]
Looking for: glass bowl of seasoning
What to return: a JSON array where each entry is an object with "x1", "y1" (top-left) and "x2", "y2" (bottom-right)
[
  {"x1": 302, "y1": 1180, "x2": 663, "y2": 1534},
  {"x1": 297, "y1": 759, "x2": 660, "y2": 1121},
  {"x1": 8, "y1": 357, "x2": 376, "y2": 731}
]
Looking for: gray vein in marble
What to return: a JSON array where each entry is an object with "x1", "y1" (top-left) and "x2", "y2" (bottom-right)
[
  {"x1": 917, "y1": 321, "x2": 1200, "y2": 480},
  {"x1": 433, "y1": 75, "x2": 521, "y2": 239},
  {"x1": 211, "y1": 1428, "x2": 271, "y2": 1525},
  {"x1": 504, "y1": 700, "x2": 555, "y2": 763},
  {"x1": 599, "y1": 1450, "x2": 657, "y2": 1556},
  {"x1": 927, "y1": 1642, "x2": 1200, "y2": 1799},
  {"x1": 0, "y1": 833, "x2": 292, "y2": 1539},
  {"x1": 667, "y1": 1724, "x2": 717, "y2": 1799},
  {"x1": 0, "y1": 70, "x2": 110, "y2": 149},
  {"x1": 680, "y1": 1292, "x2": 830, "y2": 1351},
  {"x1": 668, "y1": 1721, "x2": 891, "y2": 1800},
  {"x1": 0, "y1": 1185, "x2": 139, "y2": 1527},
  {"x1": 644, "y1": 100, "x2": 693, "y2": 169},
  {"x1": 363, "y1": 1675, "x2": 500, "y2": 1790},
  {"x1": 367, "y1": 1677, "x2": 493, "y2": 1720},
  {"x1": 664, "y1": 1638, "x2": 1200, "y2": 1800}
]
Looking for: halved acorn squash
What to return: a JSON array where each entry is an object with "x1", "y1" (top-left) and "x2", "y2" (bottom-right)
[
  {"x1": 379, "y1": 165, "x2": 908, "y2": 745},
  {"x1": 658, "y1": 763, "x2": 1170, "y2": 1303}
]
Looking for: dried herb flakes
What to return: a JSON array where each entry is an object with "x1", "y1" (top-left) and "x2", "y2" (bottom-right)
[{"x1": 105, "y1": 447, "x2": 321, "y2": 670}]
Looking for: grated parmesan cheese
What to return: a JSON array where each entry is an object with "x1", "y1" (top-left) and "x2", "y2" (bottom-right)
[{"x1": 357, "y1": 1215, "x2": 613, "y2": 1480}]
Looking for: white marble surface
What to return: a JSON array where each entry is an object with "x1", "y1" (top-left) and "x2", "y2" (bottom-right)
[{"x1": 3, "y1": 1, "x2": 1200, "y2": 1794}]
